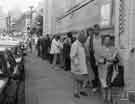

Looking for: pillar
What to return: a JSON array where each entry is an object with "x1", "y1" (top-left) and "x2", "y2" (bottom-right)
[{"x1": 43, "y1": 0, "x2": 48, "y2": 35}]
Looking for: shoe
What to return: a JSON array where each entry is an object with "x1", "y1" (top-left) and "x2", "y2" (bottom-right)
[
  {"x1": 92, "y1": 88, "x2": 97, "y2": 92},
  {"x1": 80, "y1": 91, "x2": 88, "y2": 96},
  {"x1": 60, "y1": 66, "x2": 64, "y2": 68},
  {"x1": 54, "y1": 67, "x2": 60, "y2": 71},
  {"x1": 73, "y1": 93, "x2": 80, "y2": 98}
]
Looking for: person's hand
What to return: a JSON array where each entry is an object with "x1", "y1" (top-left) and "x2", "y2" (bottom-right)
[{"x1": 98, "y1": 58, "x2": 104, "y2": 64}]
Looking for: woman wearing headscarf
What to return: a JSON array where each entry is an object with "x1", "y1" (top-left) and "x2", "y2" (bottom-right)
[{"x1": 97, "y1": 35, "x2": 122, "y2": 103}]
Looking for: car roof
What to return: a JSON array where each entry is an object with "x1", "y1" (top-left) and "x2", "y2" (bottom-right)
[
  {"x1": 0, "y1": 40, "x2": 20, "y2": 46},
  {"x1": 0, "y1": 39, "x2": 20, "y2": 51},
  {"x1": 0, "y1": 47, "x2": 7, "y2": 52}
]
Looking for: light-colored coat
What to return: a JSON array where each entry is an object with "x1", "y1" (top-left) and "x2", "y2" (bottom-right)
[
  {"x1": 70, "y1": 40, "x2": 88, "y2": 75},
  {"x1": 50, "y1": 39, "x2": 60, "y2": 54}
]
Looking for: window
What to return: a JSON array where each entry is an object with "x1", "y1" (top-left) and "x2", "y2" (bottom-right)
[{"x1": 100, "y1": 0, "x2": 112, "y2": 27}]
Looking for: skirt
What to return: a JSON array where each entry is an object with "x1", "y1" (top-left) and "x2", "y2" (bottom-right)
[{"x1": 98, "y1": 64, "x2": 108, "y2": 88}]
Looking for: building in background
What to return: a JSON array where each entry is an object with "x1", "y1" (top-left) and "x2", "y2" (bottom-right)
[
  {"x1": 43, "y1": 0, "x2": 113, "y2": 34},
  {"x1": 43, "y1": 0, "x2": 135, "y2": 55},
  {"x1": 0, "y1": 6, "x2": 7, "y2": 33}
]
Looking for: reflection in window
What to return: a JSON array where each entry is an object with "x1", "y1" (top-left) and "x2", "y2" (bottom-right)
[{"x1": 101, "y1": 2, "x2": 112, "y2": 27}]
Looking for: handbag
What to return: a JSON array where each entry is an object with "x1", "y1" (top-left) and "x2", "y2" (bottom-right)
[
  {"x1": 111, "y1": 64, "x2": 125, "y2": 87},
  {"x1": 106, "y1": 64, "x2": 125, "y2": 87}
]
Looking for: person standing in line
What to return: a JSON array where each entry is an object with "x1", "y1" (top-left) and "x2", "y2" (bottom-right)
[
  {"x1": 40, "y1": 36, "x2": 44, "y2": 58},
  {"x1": 46, "y1": 34, "x2": 51, "y2": 60},
  {"x1": 67, "y1": 32, "x2": 74, "y2": 44},
  {"x1": 34, "y1": 35, "x2": 38, "y2": 50},
  {"x1": 63, "y1": 33, "x2": 73, "y2": 71},
  {"x1": 42, "y1": 35, "x2": 48, "y2": 60},
  {"x1": 88, "y1": 24, "x2": 101, "y2": 92},
  {"x1": 56, "y1": 36, "x2": 63, "y2": 66},
  {"x1": 85, "y1": 28, "x2": 95, "y2": 88},
  {"x1": 28, "y1": 37, "x2": 32, "y2": 52},
  {"x1": 98, "y1": 35, "x2": 120, "y2": 103},
  {"x1": 49, "y1": 36, "x2": 54, "y2": 64},
  {"x1": 50, "y1": 35, "x2": 61, "y2": 69},
  {"x1": 70, "y1": 31, "x2": 89, "y2": 98},
  {"x1": 63, "y1": 36, "x2": 71, "y2": 71},
  {"x1": 36, "y1": 36, "x2": 42, "y2": 57},
  {"x1": 58, "y1": 36, "x2": 64, "y2": 68}
]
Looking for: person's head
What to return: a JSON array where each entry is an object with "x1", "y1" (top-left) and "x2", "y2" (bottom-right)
[
  {"x1": 67, "y1": 32, "x2": 72, "y2": 38},
  {"x1": 131, "y1": 48, "x2": 135, "y2": 54},
  {"x1": 87, "y1": 27, "x2": 94, "y2": 37},
  {"x1": 102, "y1": 35, "x2": 114, "y2": 47},
  {"x1": 78, "y1": 30, "x2": 87, "y2": 44},
  {"x1": 46, "y1": 34, "x2": 49, "y2": 38},
  {"x1": 55, "y1": 35, "x2": 60, "y2": 41},
  {"x1": 94, "y1": 24, "x2": 100, "y2": 36}
]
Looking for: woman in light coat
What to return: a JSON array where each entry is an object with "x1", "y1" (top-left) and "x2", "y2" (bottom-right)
[{"x1": 96, "y1": 35, "x2": 118, "y2": 102}]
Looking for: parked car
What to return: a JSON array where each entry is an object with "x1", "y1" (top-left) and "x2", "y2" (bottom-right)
[{"x1": 0, "y1": 44, "x2": 25, "y2": 104}]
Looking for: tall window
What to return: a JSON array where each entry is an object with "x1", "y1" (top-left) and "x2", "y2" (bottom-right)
[{"x1": 100, "y1": 0, "x2": 112, "y2": 27}]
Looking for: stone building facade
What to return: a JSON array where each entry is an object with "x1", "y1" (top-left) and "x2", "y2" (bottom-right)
[
  {"x1": 43, "y1": 0, "x2": 135, "y2": 99},
  {"x1": 43, "y1": 0, "x2": 113, "y2": 34},
  {"x1": 43, "y1": 0, "x2": 135, "y2": 53}
]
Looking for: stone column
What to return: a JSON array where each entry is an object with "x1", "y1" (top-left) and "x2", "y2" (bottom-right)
[
  {"x1": 43, "y1": 0, "x2": 48, "y2": 35},
  {"x1": 114, "y1": 0, "x2": 120, "y2": 48},
  {"x1": 128, "y1": 0, "x2": 135, "y2": 49},
  {"x1": 47, "y1": 0, "x2": 53, "y2": 34},
  {"x1": 116, "y1": 0, "x2": 135, "y2": 97},
  {"x1": 125, "y1": 0, "x2": 135, "y2": 92}
]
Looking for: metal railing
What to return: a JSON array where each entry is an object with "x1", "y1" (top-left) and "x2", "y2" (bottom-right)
[{"x1": 56, "y1": 0, "x2": 95, "y2": 22}]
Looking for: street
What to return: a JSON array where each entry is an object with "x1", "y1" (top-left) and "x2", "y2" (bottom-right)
[{"x1": 25, "y1": 52, "x2": 103, "y2": 104}]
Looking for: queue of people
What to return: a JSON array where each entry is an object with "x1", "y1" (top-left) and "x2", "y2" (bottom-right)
[{"x1": 35, "y1": 24, "x2": 125, "y2": 104}]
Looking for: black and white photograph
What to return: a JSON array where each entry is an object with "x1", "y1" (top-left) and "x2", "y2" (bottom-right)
[{"x1": 0, "y1": 0, "x2": 134, "y2": 104}]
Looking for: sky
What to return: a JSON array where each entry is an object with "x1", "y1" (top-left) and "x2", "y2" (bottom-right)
[
  {"x1": 0, "y1": 0, "x2": 43, "y2": 15},
  {"x1": 0, "y1": 0, "x2": 43, "y2": 30}
]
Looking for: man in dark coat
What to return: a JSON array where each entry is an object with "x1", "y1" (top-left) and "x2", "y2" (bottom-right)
[
  {"x1": 63, "y1": 33, "x2": 73, "y2": 71},
  {"x1": 46, "y1": 34, "x2": 51, "y2": 60},
  {"x1": 63, "y1": 38, "x2": 71, "y2": 71},
  {"x1": 36, "y1": 36, "x2": 42, "y2": 57},
  {"x1": 40, "y1": 37, "x2": 46, "y2": 59},
  {"x1": 87, "y1": 25, "x2": 100, "y2": 91}
]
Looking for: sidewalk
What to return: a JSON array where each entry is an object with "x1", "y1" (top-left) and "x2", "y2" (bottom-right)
[{"x1": 25, "y1": 52, "x2": 103, "y2": 104}]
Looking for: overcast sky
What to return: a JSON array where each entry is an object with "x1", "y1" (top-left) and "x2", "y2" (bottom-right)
[{"x1": 0, "y1": 0, "x2": 43, "y2": 15}]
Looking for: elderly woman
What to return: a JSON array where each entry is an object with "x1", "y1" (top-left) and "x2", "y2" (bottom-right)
[
  {"x1": 96, "y1": 35, "x2": 120, "y2": 102},
  {"x1": 70, "y1": 31, "x2": 90, "y2": 98}
]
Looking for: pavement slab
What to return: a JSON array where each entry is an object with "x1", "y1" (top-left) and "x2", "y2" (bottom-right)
[{"x1": 25, "y1": 53, "x2": 103, "y2": 104}]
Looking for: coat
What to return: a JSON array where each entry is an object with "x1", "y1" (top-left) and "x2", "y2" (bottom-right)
[
  {"x1": 70, "y1": 40, "x2": 88, "y2": 75},
  {"x1": 85, "y1": 36, "x2": 95, "y2": 82}
]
